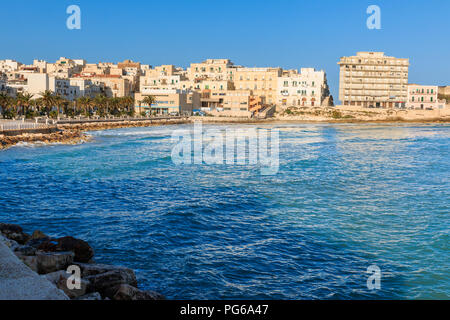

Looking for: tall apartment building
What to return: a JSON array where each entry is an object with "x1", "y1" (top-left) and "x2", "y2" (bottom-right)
[{"x1": 338, "y1": 52, "x2": 409, "y2": 108}]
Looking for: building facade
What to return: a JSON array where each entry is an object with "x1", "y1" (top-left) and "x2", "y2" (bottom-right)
[
  {"x1": 188, "y1": 59, "x2": 235, "y2": 81},
  {"x1": 234, "y1": 67, "x2": 282, "y2": 105},
  {"x1": 407, "y1": 84, "x2": 440, "y2": 109},
  {"x1": 338, "y1": 52, "x2": 409, "y2": 108},
  {"x1": 277, "y1": 68, "x2": 330, "y2": 108},
  {"x1": 135, "y1": 89, "x2": 200, "y2": 115}
]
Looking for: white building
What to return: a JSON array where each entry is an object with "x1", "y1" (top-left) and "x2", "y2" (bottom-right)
[
  {"x1": 277, "y1": 68, "x2": 331, "y2": 107},
  {"x1": 26, "y1": 73, "x2": 80, "y2": 101},
  {"x1": 0, "y1": 59, "x2": 21, "y2": 73},
  {"x1": 407, "y1": 84, "x2": 441, "y2": 110}
]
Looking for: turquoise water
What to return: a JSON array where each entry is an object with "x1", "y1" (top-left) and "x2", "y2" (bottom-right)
[{"x1": 0, "y1": 123, "x2": 448, "y2": 299}]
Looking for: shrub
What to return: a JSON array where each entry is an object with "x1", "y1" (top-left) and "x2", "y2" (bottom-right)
[
  {"x1": 49, "y1": 111, "x2": 58, "y2": 119},
  {"x1": 331, "y1": 110, "x2": 343, "y2": 119}
]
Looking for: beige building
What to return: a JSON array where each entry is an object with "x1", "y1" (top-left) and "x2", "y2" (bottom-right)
[
  {"x1": 338, "y1": 52, "x2": 409, "y2": 108},
  {"x1": 26, "y1": 73, "x2": 80, "y2": 101},
  {"x1": 135, "y1": 89, "x2": 200, "y2": 115},
  {"x1": 188, "y1": 59, "x2": 235, "y2": 81},
  {"x1": 46, "y1": 57, "x2": 84, "y2": 79},
  {"x1": 277, "y1": 68, "x2": 331, "y2": 108},
  {"x1": 73, "y1": 74, "x2": 131, "y2": 97},
  {"x1": 234, "y1": 67, "x2": 282, "y2": 105},
  {"x1": 215, "y1": 90, "x2": 265, "y2": 117}
]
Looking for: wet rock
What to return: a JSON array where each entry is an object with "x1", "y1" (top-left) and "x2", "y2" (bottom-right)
[
  {"x1": 43, "y1": 270, "x2": 89, "y2": 299},
  {"x1": 14, "y1": 245, "x2": 37, "y2": 256},
  {"x1": 75, "y1": 263, "x2": 136, "y2": 278},
  {"x1": 31, "y1": 230, "x2": 49, "y2": 240},
  {"x1": 36, "y1": 251, "x2": 74, "y2": 274},
  {"x1": 76, "y1": 292, "x2": 102, "y2": 300},
  {"x1": 0, "y1": 223, "x2": 30, "y2": 244},
  {"x1": 85, "y1": 269, "x2": 138, "y2": 299},
  {"x1": 112, "y1": 284, "x2": 165, "y2": 301},
  {"x1": 38, "y1": 236, "x2": 94, "y2": 263},
  {"x1": 0, "y1": 234, "x2": 19, "y2": 251},
  {"x1": 21, "y1": 255, "x2": 38, "y2": 273},
  {"x1": 26, "y1": 230, "x2": 51, "y2": 248},
  {"x1": 27, "y1": 237, "x2": 50, "y2": 249}
]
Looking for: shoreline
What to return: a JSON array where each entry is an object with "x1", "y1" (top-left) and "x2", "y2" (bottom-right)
[{"x1": 1, "y1": 116, "x2": 449, "y2": 150}]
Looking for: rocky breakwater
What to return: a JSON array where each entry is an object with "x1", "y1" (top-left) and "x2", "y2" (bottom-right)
[
  {"x1": 0, "y1": 223, "x2": 164, "y2": 300},
  {"x1": 0, "y1": 129, "x2": 90, "y2": 150}
]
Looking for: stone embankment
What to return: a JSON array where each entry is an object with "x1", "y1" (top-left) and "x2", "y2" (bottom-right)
[
  {"x1": 0, "y1": 223, "x2": 164, "y2": 300},
  {"x1": 0, "y1": 118, "x2": 190, "y2": 150},
  {"x1": 0, "y1": 130, "x2": 90, "y2": 150}
]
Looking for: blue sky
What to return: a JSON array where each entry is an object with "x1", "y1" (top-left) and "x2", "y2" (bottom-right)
[{"x1": 1, "y1": 0, "x2": 449, "y2": 100}]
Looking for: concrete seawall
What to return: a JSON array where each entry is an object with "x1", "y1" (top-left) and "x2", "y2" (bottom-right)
[
  {"x1": 0, "y1": 235, "x2": 68, "y2": 300},
  {"x1": 0, "y1": 127, "x2": 58, "y2": 137}
]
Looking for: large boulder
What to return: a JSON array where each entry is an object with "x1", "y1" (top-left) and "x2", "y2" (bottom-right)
[
  {"x1": 26, "y1": 230, "x2": 51, "y2": 249},
  {"x1": 0, "y1": 234, "x2": 19, "y2": 251},
  {"x1": 43, "y1": 270, "x2": 89, "y2": 299},
  {"x1": 14, "y1": 245, "x2": 37, "y2": 256},
  {"x1": 36, "y1": 251, "x2": 74, "y2": 274},
  {"x1": 38, "y1": 236, "x2": 94, "y2": 263},
  {"x1": 74, "y1": 263, "x2": 135, "y2": 278},
  {"x1": 85, "y1": 269, "x2": 138, "y2": 299},
  {"x1": 31, "y1": 230, "x2": 49, "y2": 240},
  {"x1": 112, "y1": 284, "x2": 165, "y2": 301},
  {"x1": 20, "y1": 255, "x2": 38, "y2": 273},
  {"x1": 0, "y1": 223, "x2": 30, "y2": 244}
]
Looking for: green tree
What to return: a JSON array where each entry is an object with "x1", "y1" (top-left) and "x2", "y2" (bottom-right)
[
  {"x1": 76, "y1": 96, "x2": 93, "y2": 116},
  {"x1": 142, "y1": 95, "x2": 156, "y2": 116},
  {"x1": 39, "y1": 90, "x2": 56, "y2": 117}
]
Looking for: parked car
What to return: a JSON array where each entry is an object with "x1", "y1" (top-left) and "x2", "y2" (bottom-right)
[{"x1": 193, "y1": 111, "x2": 206, "y2": 116}]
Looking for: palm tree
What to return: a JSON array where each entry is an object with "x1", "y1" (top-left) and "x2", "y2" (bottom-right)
[
  {"x1": 39, "y1": 90, "x2": 56, "y2": 117},
  {"x1": 121, "y1": 96, "x2": 135, "y2": 116},
  {"x1": 54, "y1": 95, "x2": 70, "y2": 118},
  {"x1": 109, "y1": 97, "x2": 121, "y2": 116},
  {"x1": 0, "y1": 93, "x2": 13, "y2": 119},
  {"x1": 76, "y1": 96, "x2": 92, "y2": 116},
  {"x1": 142, "y1": 95, "x2": 156, "y2": 116},
  {"x1": 15, "y1": 92, "x2": 35, "y2": 118},
  {"x1": 93, "y1": 94, "x2": 108, "y2": 116}
]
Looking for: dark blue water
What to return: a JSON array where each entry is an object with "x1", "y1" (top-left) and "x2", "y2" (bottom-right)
[{"x1": 0, "y1": 123, "x2": 448, "y2": 299}]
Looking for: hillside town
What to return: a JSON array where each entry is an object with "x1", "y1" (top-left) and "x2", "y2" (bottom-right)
[{"x1": 0, "y1": 52, "x2": 448, "y2": 121}]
